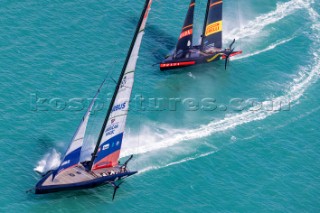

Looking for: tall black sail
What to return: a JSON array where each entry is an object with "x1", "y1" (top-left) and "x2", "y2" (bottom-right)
[
  {"x1": 175, "y1": 0, "x2": 195, "y2": 58},
  {"x1": 201, "y1": 0, "x2": 223, "y2": 51}
]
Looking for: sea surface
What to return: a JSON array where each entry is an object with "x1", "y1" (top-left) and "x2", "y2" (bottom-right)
[{"x1": 0, "y1": 0, "x2": 320, "y2": 212}]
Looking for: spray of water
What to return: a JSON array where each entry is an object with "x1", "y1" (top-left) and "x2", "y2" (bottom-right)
[
  {"x1": 226, "y1": 0, "x2": 312, "y2": 40},
  {"x1": 34, "y1": 149, "x2": 61, "y2": 174},
  {"x1": 232, "y1": 36, "x2": 295, "y2": 61}
]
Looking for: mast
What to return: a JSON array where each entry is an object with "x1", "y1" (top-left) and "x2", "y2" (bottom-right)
[
  {"x1": 201, "y1": 0, "x2": 211, "y2": 50},
  {"x1": 88, "y1": 0, "x2": 151, "y2": 170}
]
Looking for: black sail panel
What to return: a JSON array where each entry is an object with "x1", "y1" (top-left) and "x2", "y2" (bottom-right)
[
  {"x1": 175, "y1": 0, "x2": 195, "y2": 58},
  {"x1": 201, "y1": 0, "x2": 223, "y2": 51}
]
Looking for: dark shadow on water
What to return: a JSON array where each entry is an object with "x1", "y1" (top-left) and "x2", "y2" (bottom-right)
[
  {"x1": 35, "y1": 135, "x2": 56, "y2": 153},
  {"x1": 128, "y1": 16, "x2": 177, "y2": 61}
]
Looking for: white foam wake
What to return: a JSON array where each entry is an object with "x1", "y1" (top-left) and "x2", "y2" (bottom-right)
[
  {"x1": 138, "y1": 150, "x2": 217, "y2": 174},
  {"x1": 123, "y1": 50, "x2": 320, "y2": 158},
  {"x1": 34, "y1": 149, "x2": 61, "y2": 174},
  {"x1": 121, "y1": 3, "x2": 320, "y2": 159},
  {"x1": 232, "y1": 36, "x2": 295, "y2": 61},
  {"x1": 226, "y1": 0, "x2": 312, "y2": 40}
]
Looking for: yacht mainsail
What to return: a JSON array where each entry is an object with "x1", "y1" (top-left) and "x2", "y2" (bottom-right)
[
  {"x1": 201, "y1": 0, "x2": 223, "y2": 51},
  {"x1": 90, "y1": 0, "x2": 152, "y2": 171}
]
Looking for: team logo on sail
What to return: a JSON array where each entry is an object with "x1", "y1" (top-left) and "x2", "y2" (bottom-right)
[
  {"x1": 179, "y1": 29, "x2": 193, "y2": 39},
  {"x1": 205, "y1": 21, "x2": 222, "y2": 36},
  {"x1": 105, "y1": 123, "x2": 119, "y2": 136},
  {"x1": 102, "y1": 144, "x2": 109, "y2": 150},
  {"x1": 111, "y1": 102, "x2": 126, "y2": 112}
]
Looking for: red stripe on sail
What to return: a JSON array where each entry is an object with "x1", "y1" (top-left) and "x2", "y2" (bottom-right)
[
  {"x1": 179, "y1": 29, "x2": 193, "y2": 39},
  {"x1": 182, "y1": 24, "x2": 193, "y2": 30},
  {"x1": 92, "y1": 150, "x2": 121, "y2": 170},
  {"x1": 210, "y1": 1, "x2": 223, "y2": 7}
]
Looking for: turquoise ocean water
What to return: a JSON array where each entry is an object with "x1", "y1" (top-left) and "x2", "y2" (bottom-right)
[{"x1": 0, "y1": 0, "x2": 320, "y2": 212}]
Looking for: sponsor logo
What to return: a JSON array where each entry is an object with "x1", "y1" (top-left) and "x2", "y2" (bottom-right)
[
  {"x1": 105, "y1": 123, "x2": 119, "y2": 136},
  {"x1": 116, "y1": 141, "x2": 120, "y2": 146},
  {"x1": 179, "y1": 29, "x2": 193, "y2": 39},
  {"x1": 61, "y1": 160, "x2": 70, "y2": 166},
  {"x1": 205, "y1": 21, "x2": 222, "y2": 36},
  {"x1": 102, "y1": 144, "x2": 109, "y2": 150},
  {"x1": 111, "y1": 118, "x2": 116, "y2": 124},
  {"x1": 111, "y1": 102, "x2": 126, "y2": 112}
]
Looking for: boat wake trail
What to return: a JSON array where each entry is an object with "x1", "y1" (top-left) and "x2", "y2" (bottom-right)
[
  {"x1": 226, "y1": 0, "x2": 312, "y2": 40},
  {"x1": 138, "y1": 150, "x2": 217, "y2": 174},
  {"x1": 121, "y1": 1, "x2": 320, "y2": 173},
  {"x1": 232, "y1": 36, "x2": 295, "y2": 61},
  {"x1": 34, "y1": 149, "x2": 61, "y2": 174}
]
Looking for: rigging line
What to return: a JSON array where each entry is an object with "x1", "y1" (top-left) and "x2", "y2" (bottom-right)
[
  {"x1": 56, "y1": 68, "x2": 110, "y2": 172},
  {"x1": 84, "y1": 59, "x2": 118, "y2": 135},
  {"x1": 201, "y1": 0, "x2": 211, "y2": 49},
  {"x1": 80, "y1": 59, "x2": 118, "y2": 161}
]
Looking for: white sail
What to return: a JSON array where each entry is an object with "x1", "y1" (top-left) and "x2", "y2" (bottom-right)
[
  {"x1": 92, "y1": 0, "x2": 152, "y2": 170},
  {"x1": 54, "y1": 81, "x2": 105, "y2": 176}
]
